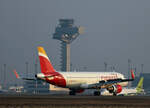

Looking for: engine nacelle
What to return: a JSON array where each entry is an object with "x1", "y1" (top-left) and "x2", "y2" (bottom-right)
[
  {"x1": 35, "y1": 73, "x2": 45, "y2": 78},
  {"x1": 76, "y1": 89, "x2": 84, "y2": 93},
  {"x1": 107, "y1": 85, "x2": 122, "y2": 94},
  {"x1": 80, "y1": 84, "x2": 89, "y2": 89}
]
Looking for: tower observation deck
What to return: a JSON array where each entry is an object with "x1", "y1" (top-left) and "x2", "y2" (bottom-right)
[{"x1": 53, "y1": 19, "x2": 83, "y2": 72}]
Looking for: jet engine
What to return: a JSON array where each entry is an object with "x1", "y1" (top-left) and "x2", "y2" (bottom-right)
[
  {"x1": 76, "y1": 89, "x2": 84, "y2": 93},
  {"x1": 69, "y1": 89, "x2": 84, "y2": 95},
  {"x1": 35, "y1": 73, "x2": 45, "y2": 78},
  {"x1": 107, "y1": 85, "x2": 122, "y2": 95}
]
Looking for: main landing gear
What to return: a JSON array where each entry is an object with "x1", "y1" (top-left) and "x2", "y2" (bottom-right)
[
  {"x1": 113, "y1": 92, "x2": 117, "y2": 96},
  {"x1": 69, "y1": 90, "x2": 76, "y2": 95},
  {"x1": 94, "y1": 91, "x2": 101, "y2": 96}
]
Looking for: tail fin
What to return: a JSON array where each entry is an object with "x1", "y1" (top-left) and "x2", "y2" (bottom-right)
[
  {"x1": 13, "y1": 69, "x2": 20, "y2": 79},
  {"x1": 136, "y1": 77, "x2": 144, "y2": 91},
  {"x1": 38, "y1": 46, "x2": 56, "y2": 74},
  {"x1": 130, "y1": 69, "x2": 135, "y2": 80}
]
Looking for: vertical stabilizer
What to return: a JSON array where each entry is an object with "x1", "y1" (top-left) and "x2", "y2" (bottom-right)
[
  {"x1": 136, "y1": 77, "x2": 144, "y2": 92},
  {"x1": 38, "y1": 47, "x2": 56, "y2": 74}
]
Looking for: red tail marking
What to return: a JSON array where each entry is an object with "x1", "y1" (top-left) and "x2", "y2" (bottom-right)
[
  {"x1": 39, "y1": 56, "x2": 55, "y2": 74},
  {"x1": 131, "y1": 69, "x2": 135, "y2": 79},
  {"x1": 13, "y1": 69, "x2": 20, "y2": 79}
]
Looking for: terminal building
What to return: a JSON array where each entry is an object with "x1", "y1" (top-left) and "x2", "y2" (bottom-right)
[{"x1": 24, "y1": 80, "x2": 50, "y2": 94}]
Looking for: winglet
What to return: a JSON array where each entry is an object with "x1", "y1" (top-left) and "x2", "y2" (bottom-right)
[
  {"x1": 131, "y1": 69, "x2": 135, "y2": 79},
  {"x1": 13, "y1": 69, "x2": 20, "y2": 79}
]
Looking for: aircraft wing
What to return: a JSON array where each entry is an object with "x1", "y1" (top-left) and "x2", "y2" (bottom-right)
[
  {"x1": 13, "y1": 69, "x2": 37, "y2": 81},
  {"x1": 88, "y1": 78, "x2": 134, "y2": 89},
  {"x1": 87, "y1": 70, "x2": 135, "y2": 89},
  {"x1": 21, "y1": 78, "x2": 37, "y2": 81}
]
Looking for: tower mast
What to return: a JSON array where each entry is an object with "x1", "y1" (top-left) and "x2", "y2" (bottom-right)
[{"x1": 53, "y1": 19, "x2": 82, "y2": 72}]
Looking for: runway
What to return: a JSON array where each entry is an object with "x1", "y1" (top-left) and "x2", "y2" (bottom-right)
[{"x1": 0, "y1": 94, "x2": 150, "y2": 108}]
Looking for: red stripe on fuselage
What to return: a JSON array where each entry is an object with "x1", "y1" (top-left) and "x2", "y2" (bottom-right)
[
  {"x1": 45, "y1": 72, "x2": 66, "y2": 87},
  {"x1": 39, "y1": 56, "x2": 66, "y2": 87}
]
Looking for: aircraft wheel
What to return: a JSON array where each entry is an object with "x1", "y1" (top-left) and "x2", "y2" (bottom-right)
[
  {"x1": 69, "y1": 90, "x2": 76, "y2": 95},
  {"x1": 119, "y1": 94, "x2": 124, "y2": 96},
  {"x1": 94, "y1": 91, "x2": 101, "y2": 96},
  {"x1": 113, "y1": 92, "x2": 117, "y2": 96}
]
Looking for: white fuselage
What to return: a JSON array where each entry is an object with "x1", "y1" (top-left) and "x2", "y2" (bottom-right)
[
  {"x1": 59, "y1": 72, "x2": 128, "y2": 89},
  {"x1": 102, "y1": 87, "x2": 145, "y2": 96},
  {"x1": 119, "y1": 88, "x2": 145, "y2": 95},
  {"x1": 120, "y1": 88, "x2": 137, "y2": 94}
]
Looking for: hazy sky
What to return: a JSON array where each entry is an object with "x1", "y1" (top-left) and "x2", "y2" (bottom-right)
[{"x1": 0, "y1": 0, "x2": 150, "y2": 84}]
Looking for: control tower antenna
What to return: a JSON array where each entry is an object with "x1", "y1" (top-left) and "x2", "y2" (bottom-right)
[{"x1": 53, "y1": 19, "x2": 83, "y2": 72}]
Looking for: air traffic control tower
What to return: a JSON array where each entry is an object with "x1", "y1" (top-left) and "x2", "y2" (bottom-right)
[{"x1": 53, "y1": 19, "x2": 83, "y2": 72}]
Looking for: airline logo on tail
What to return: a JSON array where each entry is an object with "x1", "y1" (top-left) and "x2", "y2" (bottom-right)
[
  {"x1": 13, "y1": 69, "x2": 20, "y2": 79},
  {"x1": 37, "y1": 47, "x2": 66, "y2": 87},
  {"x1": 131, "y1": 69, "x2": 135, "y2": 80},
  {"x1": 38, "y1": 47, "x2": 56, "y2": 74},
  {"x1": 136, "y1": 77, "x2": 144, "y2": 93}
]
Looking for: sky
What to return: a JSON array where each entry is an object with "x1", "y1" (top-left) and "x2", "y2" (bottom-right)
[{"x1": 0, "y1": 0, "x2": 150, "y2": 85}]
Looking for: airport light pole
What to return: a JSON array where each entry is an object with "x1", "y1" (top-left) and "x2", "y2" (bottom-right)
[
  {"x1": 128, "y1": 59, "x2": 131, "y2": 88},
  {"x1": 141, "y1": 64, "x2": 144, "y2": 75},
  {"x1": 104, "y1": 62, "x2": 107, "y2": 72},
  {"x1": 3, "y1": 64, "x2": 6, "y2": 89},
  {"x1": 34, "y1": 58, "x2": 38, "y2": 94},
  {"x1": 0, "y1": 65, "x2": 2, "y2": 86},
  {"x1": 128, "y1": 59, "x2": 131, "y2": 77},
  {"x1": 25, "y1": 62, "x2": 29, "y2": 78}
]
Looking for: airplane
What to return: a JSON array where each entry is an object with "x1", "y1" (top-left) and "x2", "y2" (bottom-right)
[
  {"x1": 101, "y1": 77, "x2": 145, "y2": 96},
  {"x1": 14, "y1": 46, "x2": 135, "y2": 96}
]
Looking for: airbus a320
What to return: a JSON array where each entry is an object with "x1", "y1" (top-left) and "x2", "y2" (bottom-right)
[{"x1": 14, "y1": 46, "x2": 135, "y2": 96}]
